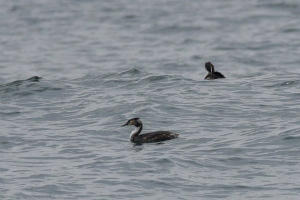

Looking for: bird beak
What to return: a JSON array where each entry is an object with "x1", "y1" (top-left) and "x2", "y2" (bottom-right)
[{"x1": 121, "y1": 122, "x2": 128, "y2": 127}]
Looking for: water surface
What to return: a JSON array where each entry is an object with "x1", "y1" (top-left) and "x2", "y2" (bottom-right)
[{"x1": 1, "y1": 0, "x2": 300, "y2": 199}]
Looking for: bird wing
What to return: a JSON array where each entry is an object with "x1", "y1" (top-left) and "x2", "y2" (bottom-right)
[
  {"x1": 139, "y1": 131, "x2": 177, "y2": 142},
  {"x1": 213, "y1": 71, "x2": 225, "y2": 78}
]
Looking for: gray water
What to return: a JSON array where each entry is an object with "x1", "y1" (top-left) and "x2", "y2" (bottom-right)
[{"x1": 1, "y1": 0, "x2": 300, "y2": 199}]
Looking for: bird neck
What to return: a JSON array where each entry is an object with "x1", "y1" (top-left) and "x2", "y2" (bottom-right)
[
  {"x1": 204, "y1": 72, "x2": 211, "y2": 79},
  {"x1": 130, "y1": 122, "x2": 143, "y2": 138}
]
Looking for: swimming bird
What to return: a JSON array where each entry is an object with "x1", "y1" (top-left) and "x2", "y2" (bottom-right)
[
  {"x1": 121, "y1": 118, "x2": 179, "y2": 143},
  {"x1": 204, "y1": 62, "x2": 225, "y2": 80}
]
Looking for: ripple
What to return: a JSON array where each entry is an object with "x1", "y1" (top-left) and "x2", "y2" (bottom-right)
[{"x1": 1, "y1": 1, "x2": 300, "y2": 199}]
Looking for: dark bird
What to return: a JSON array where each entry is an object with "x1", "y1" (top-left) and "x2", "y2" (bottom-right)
[
  {"x1": 204, "y1": 62, "x2": 225, "y2": 80},
  {"x1": 121, "y1": 118, "x2": 179, "y2": 143}
]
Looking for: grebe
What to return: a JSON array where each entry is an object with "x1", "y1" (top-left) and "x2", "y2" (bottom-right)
[
  {"x1": 204, "y1": 62, "x2": 225, "y2": 80},
  {"x1": 121, "y1": 118, "x2": 179, "y2": 143}
]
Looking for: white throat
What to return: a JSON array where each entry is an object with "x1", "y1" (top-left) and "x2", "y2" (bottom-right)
[
  {"x1": 130, "y1": 126, "x2": 141, "y2": 138},
  {"x1": 204, "y1": 72, "x2": 210, "y2": 79}
]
